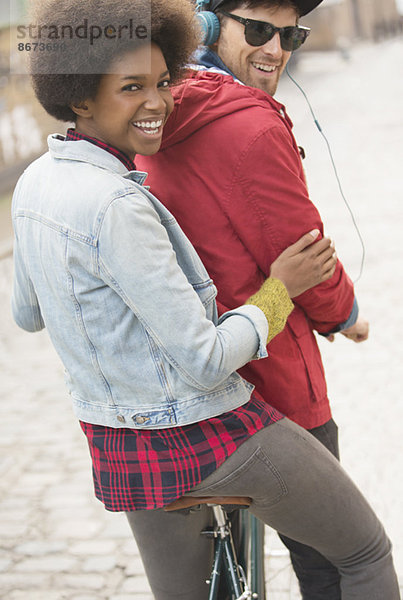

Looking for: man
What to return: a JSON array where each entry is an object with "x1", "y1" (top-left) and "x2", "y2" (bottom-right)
[{"x1": 137, "y1": 1, "x2": 369, "y2": 597}]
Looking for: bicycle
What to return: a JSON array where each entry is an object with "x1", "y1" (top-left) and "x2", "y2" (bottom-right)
[{"x1": 165, "y1": 495, "x2": 266, "y2": 600}]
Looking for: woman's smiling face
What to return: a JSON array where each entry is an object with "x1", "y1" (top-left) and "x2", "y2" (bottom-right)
[{"x1": 74, "y1": 43, "x2": 174, "y2": 158}]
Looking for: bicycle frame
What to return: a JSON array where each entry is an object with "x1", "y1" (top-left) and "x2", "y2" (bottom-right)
[{"x1": 203, "y1": 505, "x2": 265, "y2": 600}]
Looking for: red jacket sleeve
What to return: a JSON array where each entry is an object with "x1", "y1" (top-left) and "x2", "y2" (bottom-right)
[{"x1": 221, "y1": 122, "x2": 355, "y2": 333}]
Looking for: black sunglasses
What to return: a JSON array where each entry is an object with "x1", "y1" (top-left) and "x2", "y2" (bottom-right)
[{"x1": 218, "y1": 10, "x2": 310, "y2": 51}]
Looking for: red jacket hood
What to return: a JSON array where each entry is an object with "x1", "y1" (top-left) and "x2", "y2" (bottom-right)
[{"x1": 161, "y1": 70, "x2": 291, "y2": 150}]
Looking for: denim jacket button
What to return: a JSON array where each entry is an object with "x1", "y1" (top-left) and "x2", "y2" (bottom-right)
[
  {"x1": 117, "y1": 415, "x2": 126, "y2": 423},
  {"x1": 134, "y1": 415, "x2": 147, "y2": 425}
]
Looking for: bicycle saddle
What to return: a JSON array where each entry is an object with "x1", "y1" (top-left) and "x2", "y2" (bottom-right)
[{"x1": 164, "y1": 495, "x2": 252, "y2": 512}]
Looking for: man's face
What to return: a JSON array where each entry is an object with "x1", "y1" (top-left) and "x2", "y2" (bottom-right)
[{"x1": 214, "y1": 4, "x2": 298, "y2": 96}]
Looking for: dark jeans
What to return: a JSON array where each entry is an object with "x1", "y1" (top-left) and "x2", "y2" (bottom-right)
[
  {"x1": 126, "y1": 418, "x2": 400, "y2": 600},
  {"x1": 279, "y1": 418, "x2": 342, "y2": 599}
]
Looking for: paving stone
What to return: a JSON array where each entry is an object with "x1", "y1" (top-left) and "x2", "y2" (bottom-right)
[
  {"x1": 82, "y1": 555, "x2": 118, "y2": 572},
  {"x1": 16, "y1": 472, "x2": 63, "y2": 487},
  {"x1": 69, "y1": 540, "x2": 118, "y2": 556},
  {"x1": 9, "y1": 483, "x2": 45, "y2": 497},
  {"x1": 14, "y1": 540, "x2": 67, "y2": 556},
  {"x1": 0, "y1": 521, "x2": 30, "y2": 538},
  {"x1": 0, "y1": 558, "x2": 12, "y2": 572},
  {"x1": 110, "y1": 596, "x2": 154, "y2": 600},
  {"x1": 0, "y1": 540, "x2": 18, "y2": 553},
  {"x1": 0, "y1": 572, "x2": 51, "y2": 590},
  {"x1": 99, "y1": 516, "x2": 132, "y2": 540},
  {"x1": 54, "y1": 573, "x2": 106, "y2": 590},
  {"x1": 120, "y1": 539, "x2": 141, "y2": 555},
  {"x1": 48, "y1": 520, "x2": 101, "y2": 540},
  {"x1": 0, "y1": 496, "x2": 36, "y2": 510},
  {"x1": 14, "y1": 555, "x2": 77, "y2": 573},
  {"x1": 46, "y1": 507, "x2": 96, "y2": 524},
  {"x1": 42, "y1": 493, "x2": 92, "y2": 509},
  {"x1": 6, "y1": 591, "x2": 67, "y2": 600},
  {"x1": 122, "y1": 556, "x2": 146, "y2": 576},
  {"x1": 70, "y1": 596, "x2": 102, "y2": 600},
  {"x1": 29, "y1": 459, "x2": 65, "y2": 473},
  {"x1": 0, "y1": 507, "x2": 33, "y2": 524},
  {"x1": 119, "y1": 575, "x2": 152, "y2": 594}
]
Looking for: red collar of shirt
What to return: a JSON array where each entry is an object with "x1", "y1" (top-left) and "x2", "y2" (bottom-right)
[{"x1": 65, "y1": 128, "x2": 136, "y2": 172}]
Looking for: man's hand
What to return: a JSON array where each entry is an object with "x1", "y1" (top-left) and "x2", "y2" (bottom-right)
[
  {"x1": 341, "y1": 316, "x2": 369, "y2": 343},
  {"x1": 270, "y1": 229, "x2": 337, "y2": 298},
  {"x1": 326, "y1": 315, "x2": 369, "y2": 343}
]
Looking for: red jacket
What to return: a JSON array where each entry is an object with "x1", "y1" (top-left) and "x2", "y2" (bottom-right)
[{"x1": 137, "y1": 70, "x2": 355, "y2": 429}]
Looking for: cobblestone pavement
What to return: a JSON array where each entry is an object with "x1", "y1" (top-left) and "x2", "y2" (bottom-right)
[{"x1": 1, "y1": 38, "x2": 403, "y2": 599}]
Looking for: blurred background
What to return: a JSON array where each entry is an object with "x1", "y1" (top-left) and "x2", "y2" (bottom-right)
[{"x1": 0, "y1": 0, "x2": 402, "y2": 204}]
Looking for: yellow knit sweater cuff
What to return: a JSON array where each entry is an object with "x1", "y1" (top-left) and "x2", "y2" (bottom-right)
[{"x1": 245, "y1": 278, "x2": 294, "y2": 344}]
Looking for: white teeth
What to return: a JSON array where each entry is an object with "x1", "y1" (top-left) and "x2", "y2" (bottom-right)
[
  {"x1": 252, "y1": 62, "x2": 276, "y2": 73},
  {"x1": 133, "y1": 119, "x2": 163, "y2": 130}
]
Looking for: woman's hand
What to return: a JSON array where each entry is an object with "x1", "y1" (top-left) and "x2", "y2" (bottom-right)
[{"x1": 270, "y1": 230, "x2": 337, "y2": 298}]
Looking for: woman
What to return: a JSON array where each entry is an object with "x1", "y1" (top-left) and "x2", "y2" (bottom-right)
[{"x1": 11, "y1": 0, "x2": 400, "y2": 598}]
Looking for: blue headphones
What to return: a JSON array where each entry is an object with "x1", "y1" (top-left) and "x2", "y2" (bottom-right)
[{"x1": 195, "y1": 0, "x2": 222, "y2": 46}]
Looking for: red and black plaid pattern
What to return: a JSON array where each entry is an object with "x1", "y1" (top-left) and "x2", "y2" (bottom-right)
[
  {"x1": 65, "y1": 128, "x2": 136, "y2": 172},
  {"x1": 80, "y1": 394, "x2": 283, "y2": 511}
]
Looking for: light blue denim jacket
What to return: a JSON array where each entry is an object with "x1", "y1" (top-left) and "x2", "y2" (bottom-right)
[{"x1": 12, "y1": 135, "x2": 269, "y2": 429}]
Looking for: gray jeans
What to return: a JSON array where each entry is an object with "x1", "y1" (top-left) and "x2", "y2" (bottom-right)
[
  {"x1": 278, "y1": 418, "x2": 342, "y2": 598},
  {"x1": 126, "y1": 418, "x2": 400, "y2": 600}
]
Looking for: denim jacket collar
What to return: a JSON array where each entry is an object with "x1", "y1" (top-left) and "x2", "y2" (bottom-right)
[{"x1": 49, "y1": 134, "x2": 148, "y2": 186}]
